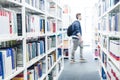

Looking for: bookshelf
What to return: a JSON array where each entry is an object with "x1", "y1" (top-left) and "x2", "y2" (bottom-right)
[
  {"x1": 92, "y1": 3, "x2": 99, "y2": 60},
  {"x1": 62, "y1": 4, "x2": 72, "y2": 59},
  {"x1": 0, "y1": 0, "x2": 64, "y2": 80},
  {"x1": 97, "y1": 0, "x2": 120, "y2": 80}
]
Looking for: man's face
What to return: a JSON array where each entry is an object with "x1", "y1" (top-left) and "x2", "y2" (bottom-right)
[{"x1": 78, "y1": 15, "x2": 81, "y2": 20}]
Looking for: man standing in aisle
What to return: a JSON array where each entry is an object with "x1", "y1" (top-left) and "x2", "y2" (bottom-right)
[{"x1": 70, "y1": 13, "x2": 86, "y2": 63}]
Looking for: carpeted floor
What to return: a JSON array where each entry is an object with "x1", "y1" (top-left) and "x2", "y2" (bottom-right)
[{"x1": 58, "y1": 46, "x2": 100, "y2": 80}]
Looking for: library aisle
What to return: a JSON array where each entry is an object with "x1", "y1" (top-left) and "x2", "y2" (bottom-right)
[{"x1": 58, "y1": 46, "x2": 100, "y2": 80}]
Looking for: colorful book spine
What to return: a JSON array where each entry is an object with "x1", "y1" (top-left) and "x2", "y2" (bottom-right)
[{"x1": 0, "y1": 52, "x2": 4, "y2": 79}]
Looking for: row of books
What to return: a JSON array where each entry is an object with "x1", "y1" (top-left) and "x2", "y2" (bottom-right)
[
  {"x1": 12, "y1": 60, "x2": 46, "y2": 80},
  {"x1": 109, "y1": 39, "x2": 120, "y2": 61},
  {"x1": 107, "y1": 59, "x2": 120, "y2": 80},
  {"x1": 25, "y1": 0, "x2": 62, "y2": 17},
  {"x1": 11, "y1": 49, "x2": 62, "y2": 80},
  {"x1": 48, "y1": 67, "x2": 56, "y2": 80},
  {"x1": 47, "y1": 1, "x2": 56, "y2": 16},
  {"x1": 98, "y1": 13, "x2": 120, "y2": 32},
  {"x1": 0, "y1": 9, "x2": 62, "y2": 37},
  {"x1": 26, "y1": 40, "x2": 45, "y2": 62},
  {"x1": 98, "y1": 0, "x2": 119, "y2": 16},
  {"x1": 25, "y1": 0, "x2": 45, "y2": 11},
  {"x1": 0, "y1": 9, "x2": 60, "y2": 37},
  {"x1": 98, "y1": 38, "x2": 120, "y2": 80},
  {"x1": 48, "y1": 59, "x2": 63, "y2": 80},
  {"x1": 26, "y1": 14, "x2": 45, "y2": 34},
  {"x1": 110, "y1": 13, "x2": 120, "y2": 32},
  {"x1": 0, "y1": 9, "x2": 22, "y2": 37},
  {"x1": 98, "y1": 44, "x2": 107, "y2": 79},
  {"x1": 47, "y1": 36, "x2": 56, "y2": 50},
  {"x1": 0, "y1": 45, "x2": 23, "y2": 79},
  {"x1": 28, "y1": 61, "x2": 46, "y2": 80},
  {"x1": 47, "y1": 19, "x2": 56, "y2": 33},
  {"x1": 48, "y1": 51, "x2": 56, "y2": 69},
  {"x1": 0, "y1": 40, "x2": 18, "y2": 48}
]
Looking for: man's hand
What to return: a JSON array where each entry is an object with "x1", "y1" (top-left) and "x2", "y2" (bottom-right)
[
  {"x1": 79, "y1": 37, "x2": 83, "y2": 43},
  {"x1": 77, "y1": 33, "x2": 83, "y2": 43}
]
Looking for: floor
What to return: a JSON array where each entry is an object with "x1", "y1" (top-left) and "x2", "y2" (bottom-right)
[{"x1": 58, "y1": 46, "x2": 100, "y2": 80}]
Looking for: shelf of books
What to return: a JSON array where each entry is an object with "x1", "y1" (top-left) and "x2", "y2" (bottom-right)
[
  {"x1": 97, "y1": 0, "x2": 120, "y2": 80},
  {"x1": 0, "y1": 0, "x2": 64, "y2": 80}
]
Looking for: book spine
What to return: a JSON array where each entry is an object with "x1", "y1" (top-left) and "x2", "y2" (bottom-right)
[
  {"x1": 17, "y1": 14, "x2": 22, "y2": 36},
  {"x1": 0, "y1": 52, "x2": 4, "y2": 79}
]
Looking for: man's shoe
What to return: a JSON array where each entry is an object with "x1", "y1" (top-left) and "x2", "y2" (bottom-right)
[
  {"x1": 80, "y1": 58, "x2": 87, "y2": 63},
  {"x1": 70, "y1": 59, "x2": 75, "y2": 63}
]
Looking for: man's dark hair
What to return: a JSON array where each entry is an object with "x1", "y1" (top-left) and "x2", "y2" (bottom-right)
[{"x1": 76, "y1": 13, "x2": 81, "y2": 19}]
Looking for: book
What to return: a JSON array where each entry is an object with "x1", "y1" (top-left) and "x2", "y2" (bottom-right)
[
  {"x1": 101, "y1": 67, "x2": 107, "y2": 79},
  {"x1": 12, "y1": 48, "x2": 17, "y2": 72},
  {"x1": 53, "y1": 22, "x2": 56, "y2": 32},
  {"x1": 58, "y1": 48, "x2": 62, "y2": 58},
  {"x1": 28, "y1": 69, "x2": 35, "y2": 80},
  {"x1": 35, "y1": 0, "x2": 40, "y2": 9},
  {"x1": 39, "y1": 0, "x2": 45, "y2": 11},
  {"x1": 28, "y1": 43, "x2": 32, "y2": 60},
  {"x1": 49, "y1": 2, "x2": 56, "y2": 15},
  {"x1": 6, "y1": 48, "x2": 14, "y2": 73},
  {"x1": 17, "y1": 13, "x2": 22, "y2": 36},
  {"x1": 9, "y1": 48, "x2": 16, "y2": 73},
  {"x1": 37, "y1": 42, "x2": 40, "y2": 56},
  {"x1": 32, "y1": 42, "x2": 37, "y2": 58},
  {"x1": 40, "y1": 19, "x2": 45, "y2": 34},
  {"x1": 0, "y1": 10, "x2": 9, "y2": 36},
  {"x1": 32, "y1": 15, "x2": 40, "y2": 33},
  {"x1": 12, "y1": 77, "x2": 24, "y2": 80},
  {"x1": 38, "y1": 62, "x2": 42, "y2": 77},
  {"x1": 34, "y1": 65, "x2": 39, "y2": 80},
  {"x1": 0, "y1": 61, "x2": 2, "y2": 80},
  {"x1": 26, "y1": 44, "x2": 29, "y2": 62},
  {"x1": 0, "y1": 49, "x2": 12, "y2": 79},
  {"x1": 0, "y1": 52, "x2": 4, "y2": 79},
  {"x1": 40, "y1": 40, "x2": 45, "y2": 54},
  {"x1": 16, "y1": 45, "x2": 23, "y2": 67},
  {"x1": 42, "y1": 61, "x2": 46, "y2": 74}
]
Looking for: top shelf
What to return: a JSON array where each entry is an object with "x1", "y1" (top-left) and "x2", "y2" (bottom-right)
[
  {"x1": 0, "y1": 0, "x2": 62, "y2": 15},
  {"x1": 25, "y1": 3, "x2": 45, "y2": 15},
  {"x1": 0, "y1": 0, "x2": 22, "y2": 7},
  {"x1": 99, "y1": 1, "x2": 120, "y2": 19}
]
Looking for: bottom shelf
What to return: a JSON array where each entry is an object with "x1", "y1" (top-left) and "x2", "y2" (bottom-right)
[{"x1": 5, "y1": 67, "x2": 24, "y2": 80}]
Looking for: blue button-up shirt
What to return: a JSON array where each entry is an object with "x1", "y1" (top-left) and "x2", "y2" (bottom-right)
[{"x1": 72, "y1": 20, "x2": 82, "y2": 36}]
